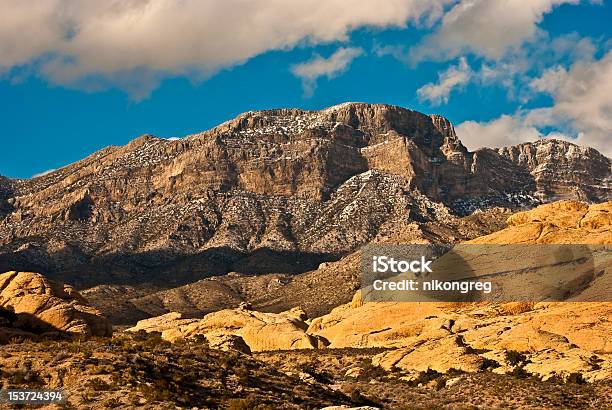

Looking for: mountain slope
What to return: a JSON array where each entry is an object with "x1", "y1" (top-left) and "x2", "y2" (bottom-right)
[{"x1": 0, "y1": 103, "x2": 609, "y2": 289}]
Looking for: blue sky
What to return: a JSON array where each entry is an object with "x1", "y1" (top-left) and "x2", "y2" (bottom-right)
[{"x1": 1, "y1": 0, "x2": 610, "y2": 178}]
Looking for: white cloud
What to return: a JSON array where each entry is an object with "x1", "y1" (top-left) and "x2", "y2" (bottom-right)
[
  {"x1": 0, "y1": 0, "x2": 451, "y2": 98},
  {"x1": 417, "y1": 57, "x2": 472, "y2": 105},
  {"x1": 527, "y1": 50, "x2": 612, "y2": 155},
  {"x1": 456, "y1": 50, "x2": 612, "y2": 157},
  {"x1": 455, "y1": 114, "x2": 544, "y2": 150},
  {"x1": 292, "y1": 47, "x2": 364, "y2": 97},
  {"x1": 413, "y1": 29, "x2": 603, "y2": 106},
  {"x1": 529, "y1": 65, "x2": 568, "y2": 93},
  {"x1": 410, "y1": 0, "x2": 580, "y2": 63}
]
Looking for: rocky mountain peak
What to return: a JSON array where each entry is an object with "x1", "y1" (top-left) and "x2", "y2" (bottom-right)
[
  {"x1": 497, "y1": 138, "x2": 611, "y2": 201},
  {"x1": 202, "y1": 102, "x2": 463, "y2": 152},
  {"x1": 0, "y1": 103, "x2": 609, "y2": 288}
]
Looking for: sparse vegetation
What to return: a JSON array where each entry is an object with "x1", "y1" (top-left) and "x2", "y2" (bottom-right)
[
  {"x1": 0, "y1": 333, "x2": 354, "y2": 408},
  {"x1": 505, "y1": 350, "x2": 529, "y2": 366}
]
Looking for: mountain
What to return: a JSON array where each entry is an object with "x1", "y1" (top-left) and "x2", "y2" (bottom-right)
[
  {"x1": 0, "y1": 103, "x2": 610, "y2": 289},
  {"x1": 0, "y1": 176, "x2": 12, "y2": 218},
  {"x1": 497, "y1": 139, "x2": 611, "y2": 202},
  {"x1": 83, "y1": 207, "x2": 512, "y2": 324}
]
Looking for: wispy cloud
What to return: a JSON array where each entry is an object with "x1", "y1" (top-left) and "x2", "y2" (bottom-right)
[
  {"x1": 291, "y1": 47, "x2": 364, "y2": 97},
  {"x1": 526, "y1": 50, "x2": 612, "y2": 155},
  {"x1": 31, "y1": 168, "x2": 56, "y2": 178},
  {"x1": 456, "y1": 49, "x2": 612, "y2": 156},
  {"x1": 410, "y1": 0, "x2": 581, "y2": 63},
  {"x1": 417, "y1": 57, "x2": 472, "y2": 105}
]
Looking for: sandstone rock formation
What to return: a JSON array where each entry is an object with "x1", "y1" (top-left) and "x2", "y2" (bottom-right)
[
  {"x1": 0, "y1": 103, "x2": 608, "y2": 290},
  {"x1": 0, "y1": 271, "x2": 112, "y2": 340},
  {"x1": 124, "y1": 196, "x2": 612, "y2": 383},
  {"x1": 469, "y1": 200, "x2": 611, "y2": 244},
  {"x1": 306, "y1": 201, "x2": 612, "y2": 382},
  {"x1": 128, "y1": 306, "x2": 325, "y2": 352}
]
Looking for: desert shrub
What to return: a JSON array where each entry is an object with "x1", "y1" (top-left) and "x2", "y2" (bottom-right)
[
  {"x1": 103, "y1": 397, "x2": 122, "y2": 408},
  {"x1": 91, "y1": 363, "x2": 115, "y2": 375},
  {"x1": 80, "y1": 392, "x2": 96, "y2": 404},
  {"x1": 505, "y1": 350, "x2": 528, "y2": 366},
  {"x1": 480, "y1": 358, "x2": 500, "y2": 370},
  {"x1": 350, "y1": 388, "x2": 368, "y2": 405},
  {"x1": 81, "y1": 348, "x2": 93, "y2": 360},
  {"x1": 234, "y1": 364, "x2": 251, "y2": 383},
  {"x1": 52, "y1": 351, "x2": 71, "y2": 363},
  {"x1": 8, "y1": 336, "x2": 26, "y2": 344},
  {"x1": 402, "y1": 368, "x2": 442, "y2": 387},
  {"x1": 138, "y1": 382, "x2": 172, "y2": 402},
  {"x1": 299, "y1": 364, "x2": 332, "y2": 384},
  {"x1": 2, "y1": 368, "x2": 42, "y2": 385},
  {"x1": 348, "y1": 387, "x2": 381, "y2": 407},
  {"x1": 85, "y1": 378, "x2": 112, "y2": 391},
  {"x1": 508, "y1": 366, "x2": 530, "y2": 379}
]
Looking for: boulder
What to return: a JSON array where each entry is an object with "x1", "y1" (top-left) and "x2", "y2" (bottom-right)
[
  {"x1": 372, "y1": 336, "x2": 485, "y2": 373},
  {"x1": 206, "y1": 334, "x2": 252, "y2": 355},
  {"x1": 0, "y1": 271, "x2": 112, "y2": 338},
  {"x1": 126, "y1": 311, "x2": 197, "y2": 333},
  {"x1": 128, "y1": 305, "x2": 324, "y2": 352}
]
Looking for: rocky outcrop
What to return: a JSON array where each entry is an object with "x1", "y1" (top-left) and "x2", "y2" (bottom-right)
[
  {"x1": 122, "y1": 200, "x2": 612, "y2": 382},
  {"x1": 0, "y1": 271, "x2": 112, "y2": 340},
  {"x1": 307, "y1": 201, "x2": 612, "y2": 382},
  {"x1": 469, "y1": 200, "x2": 611, "y2": 244},
  {"x1": 0, "y1": 176, "x2": 13, "y2": 218},
  {"x1": 87, "y1": 206, "x2": 511, "y2": 323},
  {"x1": 0, "y1": 104, "x2": 608, "y2": 289},
  {"x1": 498, "y1": 139, "x2": 611, "y2": 202},
  {"x1": 128, "y1": 306, "x2": 325, "y2": 352}
]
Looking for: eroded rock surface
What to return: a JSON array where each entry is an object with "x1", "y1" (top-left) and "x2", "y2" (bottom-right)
[
  {"x1": 128, "y1": 306, "x2": 325, "y2": 352},
  {"x1": 0, "y1": 271, "x2": 112, "y2": 340},
  {"x1": 308, "y1": 201, "x2": 611, "y2": 382},
  {"x1": 470, "y1": 200, "x2": 611, "y2": 244},
  {"x1": 498, "y1": 139, "x2": 611, "y2": 202}
]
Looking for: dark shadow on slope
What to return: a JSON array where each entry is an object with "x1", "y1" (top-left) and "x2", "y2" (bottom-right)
[
  {"x1": 0, "y1": 245, "x2": 343, "y2": 289},
  {"x1": 0, "y1": 306, "x2": 78, "y2": 343}
]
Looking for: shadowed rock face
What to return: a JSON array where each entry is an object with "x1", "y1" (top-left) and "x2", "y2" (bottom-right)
[
  {"x1": 0, "y1": 103, "x2": 609, "y2": 287},
  {"x1": 0, "y1": 271, "x2": 112, "y2": 340}
]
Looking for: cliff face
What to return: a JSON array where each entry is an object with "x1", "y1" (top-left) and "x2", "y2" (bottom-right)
[
  {"x1": 497, "y1": 139, "x2": 611, "y2": 202},
  {"x1": 0, "y1": 103, "x2": 609, "y2": 287},
  {"x1": 0, "y1": 177, "x2": 12, "y2": 218}
]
